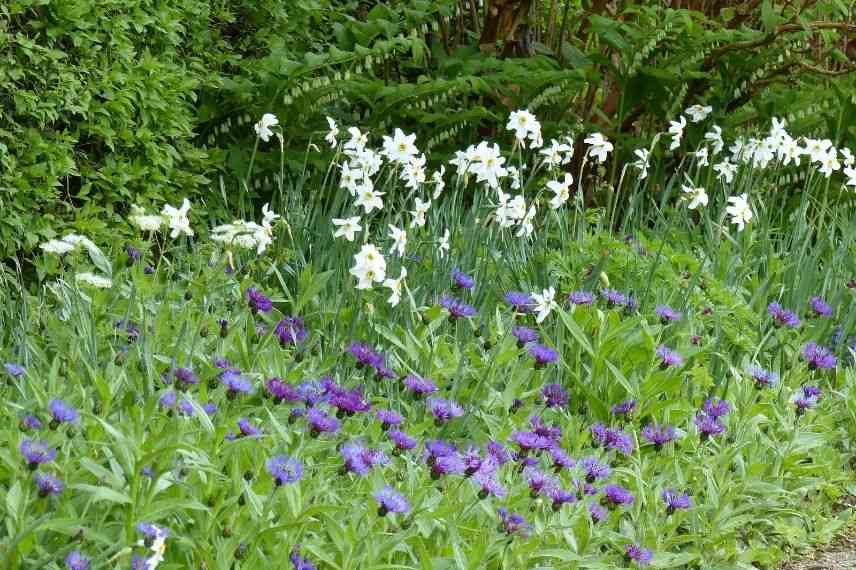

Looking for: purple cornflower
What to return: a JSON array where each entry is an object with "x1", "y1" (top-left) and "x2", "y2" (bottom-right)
[
  {"x1": 246, "y1": 287, "x2": 273, "y2": 313},
  {"x1": 624, "y1": 544, "x2": 653, "y2": 566},
  {"x1": 158, "y1": 390, "x2": 177, "y2": 409},
  {"x1": 809, "y1": 296, "x2": 833, "y2": 318},
  {"x1": 330, "y1": 387, "x2": 371, "y2": 417},
  {"x1": 497, "y1": 508, "x2": 530, "y2": 538},
  {"x1": 222, "y1": 370, "x2": 253, "y2": 398},
  {"x1": 602, "y1": 484, "x2": 635, "y2": 507},
  {"x1": 487, "y1": 441, "x2": 511, "y2": 465},
  {"x1": 505, "y1": 291, "x2": 533, "y2": 313},
  {"x1": 694, "y1": 413, "x2": 726, "y2": 439},
  {"x1": 473, "y1": 470, "x2": 507, "y2": 499},
  {"x1": 137, "y1": 523, "x2": 170, "y2": 544},
  {"x1": 590, "y1": 423, "x2": 635, "y2": 456},
  {"x1": 547, "y1": 486, "x2": 577, "y2": 510},
  {"x1": 576, "y1": 479, "x2": 599, "y2": 497},
  {"x1": 266, "y1": 455, "x2": 303, "y2": 485},
  {"x1": 425, "y1": 439, "x2": 457, "y2": 464},
  {"x1": 115, "y1": 319, "x2": 140, "y2": 342},
  {"x1": 290, "y1": 547, "x2": 316, "y2": 570},
  {"x1": 174, "y1": 367, "x2": 198, "y2": 387},
  {"x1": 64, "y1": 550, "x2": 90, "y2": 570},
  {"x1": 440, "y1": 294, "x2": 477, "y2": 319},
  {"x1": 427, "y1": 398, "x2": 464, "y2": 423},
  {"x1": 589, "y1": 502, "x2": 607, "y2": 522},
  {"x1": 568, "y1": 290, "x2": 595, "y2": 306},
  {"x1": 348, "y1": 342, "x2": 383, "y2": 369},
  {"x1": 462, "y1": 447, "x2": 484, "y2": 476},
  {"x1": 20, "y1": 414, "x2": 42, "y2": 431},
  {"x1": 528, "y1": 344, "x2": 559, "y2": 367},
  {"x1": 376, "y1": 409, "x2": 403, "y2": 429},
  {"x1": 177, "y1": 400, "x2": 195, "y2": 416},
  {"x1": 542, "y1": 383, "x2": 568, "y2": 408},
  {"x1": 549, "y1": 447, "x2": 575, "y2": 471},
  {"x1": 601, "y1": 288, "x2": 628, "y2": 307},
  {"x1": 403, "y1": 374, "x2": 438, "y2": 396},
  {"x1": 511, "y1": 431, "x2": 554, "y2": 453},
  {"x1": 430, "y1": 453, "x2": 465, "y2": 479},
  {"x1": 703, "y1": 398, "x2": 731, "y2": 418},
  {"x1": 297, "y1": 381, "x2": 327, "y2": 407},
  {"x1": 35, "y1": 472, "x2": 64, "y2": 497},
  {"x1": 748, "y1": 366, "x2": 779, "y2": 388},
  {"x1": 4, "y1": 363, "x2": 25, "y2": 378},
  {"x1": 275, "y1": 316, "x2": 307, "y2": 346},
  {"x1": 341, "y1": 441, "x2": 388, "y2": 476},
  {"x1": 511, "y1": 325, "x2": 539, "y2": 346},
  {"x1": 213, "y1": 357, "x2": 233, "y2": 370},
  {"x1": 641, "y1": 423, "x2": 678, "y2": 449},
  {"x1": 234, "y1": 418, "x2": 262, "y2": 438},
  {"x1": 451, "y1": 269, "x2": 475, "y2": 290},
  {"x1": 203, "y1": 402, "x2": 218, "y2": 416},
  {"x1": 768, "y1": 302, "x2": 801, "y2": 328},
  {"x1": 611, "y1": 399, "x2": 637, "y2": 418},
  {"x1": 131, "y1": 555, "x2": 147, "y2": 570},
  {"x1": 20, "y1": 439, "x2": 56, "y2": 469},
  {"x1": 266, "y1": 377, "x2": 300, "y2": 403},
  {"x1": 524, "y1": 466, "x2": 558, "y2": 497},
  {"x1": 144, "y1": 265, "x2": 155, "y2": 275},
  {"x1": 307, "y1": 408, "x2": 339, "y2": 436},
  {"x1": 802, "y1": 342, "x2": 837, "y2": 370},
  {"x1": 388, "y1": 429, "x2": 418, "y2": 451},
  {"x1": 662, "y1": 489, "x2": 692, "y2": 514},
  {"x1": 125, "y1": 244, "x2": 142, "y2": 264},
  {"x1": 48, "y1": 399, "x2": 78, "y2": 426},
  {"x1": 530, "y1": 415, "x2": 562, "y2": 441},
  {"x1": 794, "y1": 385, "x2": 822, "y2": 414},
  {"x1": 374, "y1": 486, "x2": 410, "y2": 515},
  {"x1": 655, "y1": 304, "x2": 682, "y2": 322},
  {"x1": 581, "y1": 456, "x2": 611, "y2": 482},
  {"x1": 655, "y1": 345, "x2": 683, "y2": 368}
]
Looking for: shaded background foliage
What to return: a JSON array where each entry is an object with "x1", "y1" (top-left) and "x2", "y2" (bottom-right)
[{"x1": 2, "y1": 0, "x2": 854, "y2": 257}]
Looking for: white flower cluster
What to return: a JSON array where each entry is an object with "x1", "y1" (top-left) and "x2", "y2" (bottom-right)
[
  {"x1": 211, "y1": 203, "x2": 280, "y2": 254},
  {"x1": 129, "y1": 199, "x2": 194, "y2": 238}
]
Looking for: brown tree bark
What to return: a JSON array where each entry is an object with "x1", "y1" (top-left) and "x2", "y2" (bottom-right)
[{"x1": 479, "y1": 0, "x2": 535, "y2": 55}]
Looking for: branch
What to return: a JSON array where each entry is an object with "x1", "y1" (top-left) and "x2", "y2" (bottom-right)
[{"x1": 710, "y1": 21, "x2": 856, "y2": 60}]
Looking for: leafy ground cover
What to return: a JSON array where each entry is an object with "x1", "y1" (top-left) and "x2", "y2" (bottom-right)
[{"x1": 2, "y1": 111, "x2": 855, "y2": 569}]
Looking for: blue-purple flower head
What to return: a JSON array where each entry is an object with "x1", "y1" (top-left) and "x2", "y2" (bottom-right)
[
  {"x1": 137, "y1": 522, "x2": 170, "y2": 544},
  {"x1": 581, "y1": 456, "x2": 610, "y2": 482},
  {"x1": 440, "y1": 294, "x2": 477, "y2": 319},
  {"x1": 4, "y1": 362, "x2": 25, "y2": 378},
  {"x1": 590, "y1": 423, "x2": 635, "y2": 456},
  {"x1": 611, "y1": 399, "x2": 637, "y2": 418},
  {"x1": 542, "y1": 383, "x2": 568, "y2": 408},
  {"x1": 341, "y1": 441, "x2": 388, "y2": 476},
  {"x1": 158, "y1": 390, "x2": 177, "y2": 410},
  {"x1": 222, "y1": 370, "x2": 253, "y2": 397},
  {"x1": 451, "y1": 268, "x2": 475, "y2": 290},
  {"x1": 497, "y1": 508, "x2": 530, "y2": 538},
  {"x1": 528, "y1": 344, "x2": 559, "y2": 367},
  {"x1": 388, "y1": 429, "x2": 418, "y2": 451},
  {"x1": 403, "y1": 374, "x2": 437, "y2": 396},
  {"x1": 624, "y1": 544, "x2": 653, "y2": 566},
  {"x1": 35, "y1": 472, "x2": 64, "y2": 497},
  {"x1": 307, "y1": 408, "x2": 339, "y2": 436},
  {"x1": 230, "y1": 417, "x2": 261, "y2": 439},
  {"x1": 115, "y1": 319, "x2": 141, "y2": 342},
  {"x1": 748, "y1": 366, "x2": 779, "y2": 388},
  {"x1": 655, "y1": 304, "x2": 682, "y2": 322},
  {"x1": 549, "y1": 447, "x2": 575, "y2": 472},
  {"x1": 48, "y1": 399, "x2": 78, "y2": 426},
  {"x1": 809, "y1": 296, "x2": 833, "y2": 318},
  {"x1": 662, "y1": 489, "x2": 692, "y2": 514},
  {"x1": 589, "y1": 502, "x2": 607, "y2": 522},
  {"x1": 473, "y1": 469, "x2": 507, "y2": 499},
  {"x1": 349, "y1": 342, "x2": 383, "y2": 369},
  {"x1": 266, "y1": 377, "x2": 300, "y2": 403},
  {"x1": 505, "y1": 291, "x2": 533, "y2": 313},
  {"x1": 427, "y1": 397, "x2": 464, "y2": 423},
  {"x1": 768, "y1": 302, "x2": 801, "y2": 328},
  {"x1": 794, "y1": 385, "x2": 822, "y2": 414},
  {"x1": 703, "y1": 398, "x2": 731, "y2": 418},
  {"x1": 601, "y1": 288, "x2": 628, "y2": 307},
  {"x1": 602, "y1": 484, "x2": 635, "y2": 507},
  {"x1": 511, "y1": 430, "x2": 554, "y2": 453},
  {"x1": 374, "y1": 486, "x2": 410, "y2": 515},
  {"x1": 511, "y1": 325, "x2": 538, "y2": 346},
  {"x1": 276, "y1": 316, "x2": 307, "y2": 346},
  {"x1": 20, "y1": 439, "x2": 56, "y2": 468},
  {"x1": 290, "y1": 547, "x2": 316, "y2": 570},
  {"x1": 694, "y1": 413, "x2": 725, "y2": 439},
  {"x1": 64, "y1": 550, "x2": 90, "y2": 570},
  {"x1": 802, "y1": 342, "x2": 837, "y2": 370},
  {"x1": 641, "y1": 423, "x2": 678, "y2": 448},
  {"x1": 267, "y1": 454, "x2": 303, "y2": 485},
  {"x1": 655, "y1": 345, "x2": 683, "y2": 368},
  {"x1": 330, "y1": 386, "x2": 371, "y2": 417},
  {"x1": 20, "y1": 414, "x2": 42, "y2": 431},
  {"x1": 376, "y1": 409, "x2": 403, "y2": 428},
  {"x1": 174, "y1": 367, "x2": 198, "y2": 387},
  {"x1": 568, "y1": 290, "x2": 595, "y2": 306},
  {"x1": 246, "y1": 287, "x2": 273, "y2": 313}
]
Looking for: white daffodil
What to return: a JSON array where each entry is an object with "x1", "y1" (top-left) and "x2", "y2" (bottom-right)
[
  {"x1": 388, "y1": 225, "x2": 407, "y2": 257},
  {"x1": 254, "y1": 113, "x2": 278, "y2": 142},
  {"x1": 382, "y1": 128, "x2": 419, "y2": 165},
  {"x1": 547, "y1": 173, "x2": 573, "y2": 210},
  {"x1": 725, "y1": 193, "x2": 752, "y2": 232},
  {"x1": 844, "y1": 166, "x2": 856, "y2": 189},
  {"x1": 161, "y1": 199, "x2": 193, "y2": 238},
  {"x1": 704, "y1": 125, "x2": 724, "y2": 155},
  {"x1": 332, "y1": 216, "x2": 362, "y2": 242},
  {"x1": 325, "y1": 117, "x2": 339, "y2": 148},
  {"x1": 507, "y1": 166, "x2": 522, "y2": 190},
  {"x1": 769, "y1": 117, "x2": 788, "y2": 142},
  {"x1": 432, "y1": 166, "x2": 446, "y2": 199},
  {"x1": 383, "y1": 267, "x2": 407, "y2": 307},
  {"x1": 531, "y1": 286, "x2": 556, "y2": 324},
  {"x1": 410, "y1": 197, "x2": 431, "y2": 228},
  {"x1": 841, "y1": 148, "x2": 854, "y2": 168},
  {"x1": 438, "y1": 229, "x2": 450, "y2": 257},
  {"x1": 339, "y1": 162, "x2": 363, "y2": 195},
  {"x1": 516, "y1": 204, "x2": 537, "y2": 238},
  {"x1": 681, "y1": 184, "x2": 708, "y2": 210},
  {"x1": 344, "y1": 127, "x2": 368, "y2": 153},
  {"x1": 694, "y1": 147, "x2": 709, "y2": 167},
  {"x1": 668, "y1": 116, "x2": 687, "y2": 151},
  {"x1": 713, "y1": 159, "x2": 737, "y2": 184},
  {"x1": 507, "y1": 109, "x2": 543, "y2": 148},
  {"x1": 804, "y1": 138, "x2": 833, "y2": 163},
  {"x1": 354, "y1": 183, "x2": 385, "y2": 214},
  {"x1": 818, "y1": 149, "x2": 841, "y2": 178},
  {"x1": 129, "y1": 205, "x2": 164, "y2": 232},
  {"x1": 350, "y1": 243, "x2": 386, "y2": 289},
  {"x1": 778, "y1": 135, "x2": 803, "y2": 166},
  {"x1": 584, "y1": 133, "x2": 613, "y2": 163},
  {"x1": 632, "y1": 148, "x2": 650, "y2": 179},
  {"x1": 402, "y1": 153, "x2": 426, "y2": 189},
  {"x1": 261, "y1": 203, "x2": 280, "y2": 228},
  {"x1": 685, "y1": 104, "x2": 712, "y2": 123},
  {"x1": 539, "y1": 138, "x2": 573, "y2": 168}
]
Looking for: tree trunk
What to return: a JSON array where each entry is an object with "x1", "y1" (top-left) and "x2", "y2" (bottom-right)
[{"x1": 479, "y1": 0, "x2": 534, "y2": 56}]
